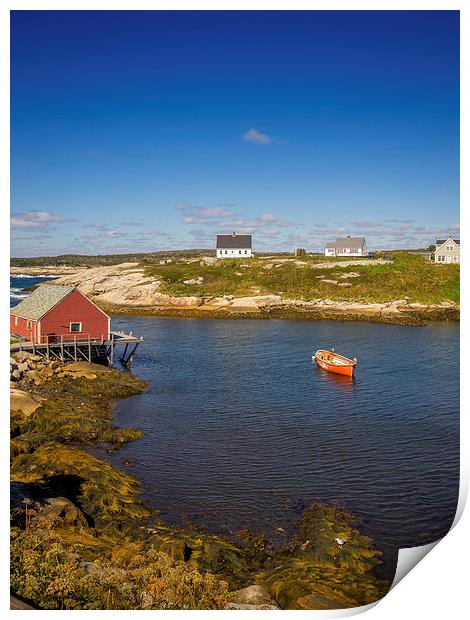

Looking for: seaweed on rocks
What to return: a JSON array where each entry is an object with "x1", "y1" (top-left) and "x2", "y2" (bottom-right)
[
  {"x1": 257, "y1": 504, "x2": 390, "y2": 609},
  {"x1": 10, "y1": 362, "x2": 392, "y2": 609}
]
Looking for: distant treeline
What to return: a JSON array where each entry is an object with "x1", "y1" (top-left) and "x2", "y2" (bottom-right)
[
  {"x1": 11, "y1": 250, "x2": 306, "y2": 266},
  {"x1": 10, "y1": 250, "x2": 215, "y2": 267},
  {"x1": 11, "y1": 248, "x2": 433, "y2": 267}
]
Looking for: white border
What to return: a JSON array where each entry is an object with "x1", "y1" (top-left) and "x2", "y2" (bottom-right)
[{"x1": 2, "y1": 2, "x2": 466, "y2": 618}]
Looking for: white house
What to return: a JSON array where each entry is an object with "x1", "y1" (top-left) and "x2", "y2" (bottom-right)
[
  {"x1": 216, "y1": 233, "x2": 253, "y2": 258},
  {"x1": 325, "y1": 236, "x2": 367, "y2": 257},
  {"x1": 434, "y1": 236, "x2": 460, "y2": 264}
]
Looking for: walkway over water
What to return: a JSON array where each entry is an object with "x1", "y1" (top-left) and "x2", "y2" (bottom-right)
[{"x1": 10, "y1": 330, "x2": 143, "y2": 367}]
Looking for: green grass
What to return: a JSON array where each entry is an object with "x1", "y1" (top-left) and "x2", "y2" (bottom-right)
[
  {"x1": 443, "y1": 273, "x2": 460, "y2": 302},
  {"x1": 143, "y1": 254, "x2": 459, "y2": 304}
]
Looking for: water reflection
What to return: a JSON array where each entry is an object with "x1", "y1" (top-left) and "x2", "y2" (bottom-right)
[{"x1": 313, "y1": 363, "x2": 356, "y2": 392}]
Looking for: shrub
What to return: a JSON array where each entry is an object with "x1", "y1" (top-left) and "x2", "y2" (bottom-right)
[{"x1": 11, "y1": 509, "x2": 228, "y2": 610}]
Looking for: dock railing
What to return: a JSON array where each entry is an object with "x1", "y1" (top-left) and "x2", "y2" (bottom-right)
[{"x1": 11, "y1": 330, "x2": 143, "y2": 367}]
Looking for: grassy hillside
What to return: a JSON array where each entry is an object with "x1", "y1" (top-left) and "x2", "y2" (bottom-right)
[{"x1": 143, "y1": 254, "x2": 459, "y2": 304}]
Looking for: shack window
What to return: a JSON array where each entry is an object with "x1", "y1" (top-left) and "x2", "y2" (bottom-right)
[
  {"x1": 14, "y1": 316, "x2": 18, "y2": 326},
  {"x1": 27, "y1": 320, "x2": 31, "y2": 330},
  {"x1": 70, "y1": 322, "x2": 82, "y2": 332}
]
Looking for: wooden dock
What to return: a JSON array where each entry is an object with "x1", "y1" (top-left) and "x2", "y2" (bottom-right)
[{"x1": 10, "y1": 330, "x2": 143, "y2": 368}]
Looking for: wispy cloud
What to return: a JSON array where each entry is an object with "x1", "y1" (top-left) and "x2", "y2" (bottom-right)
[
  {"x1": 352, "y1": 220, "x2": 383, "y2": 228},
  {"x1": 189, "y1": 228, "x2": 214, "y2": 243},
  {"x1": 120, "y1": 219, "x2": 144, "y2": 227},
  {"x1": 242, "y1": 128, "x2": 274, "y2": 144},
  {"x1": 183, "y1": 207, "x2": 235, "y2": 224},
  {"x1": 179, "y1": 205, "x2": 237, "y2": 225},
  {"x1": 306, "y1": 220, "x2": 460, "y2": 251},
  {"x1": 103, "y1": 230, "x2": 128, "y2": 238},
  {"x1": 10, "y1": 210, "x2": 66, "y2": 230},
  {"x1": 215, "y1": 213, "x2": 294, "y2": 234},
  {"x1": 83, "y1": 220, "x2": 108, "y2": 230},
  {"x1": 178, "y1": 202, "x2": 295, "y2": 245}
]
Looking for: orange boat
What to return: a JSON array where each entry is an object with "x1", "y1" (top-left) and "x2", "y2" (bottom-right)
[{"x1": 313, "y1": 349, "x2": 357, "y2": 377}]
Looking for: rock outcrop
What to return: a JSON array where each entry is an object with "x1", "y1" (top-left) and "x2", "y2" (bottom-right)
[
  {"x1": 43, "y1": 496, "x2": 89, "y2": 528},
  {"x1": 10, "y1": 389, "x2": 45, "y2": 416},
  {"x1": 53, "y1": 263, "x2": 203, "y2": 308},
  {"x1": 44, "y1": 261, "x2": 459, "y2": 323},
  {"x1": 10, "y1": 354, "x2": 64, "y2": 386},
  {"x1": 226, "y1": 585, "x2": 281, "y2": 610}
]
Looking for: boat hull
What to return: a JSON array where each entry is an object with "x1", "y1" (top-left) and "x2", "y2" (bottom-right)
[{"x1": 314, "y1": 350, "x2": 356, "y2": 377}]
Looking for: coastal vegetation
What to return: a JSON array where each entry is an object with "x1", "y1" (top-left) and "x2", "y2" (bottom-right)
[
  {"x1": 143, "y1": 253, "x2": 459, "y2": 304},
  {"x1": 13, "y1": 250, "x2": 460, "y2": 308},
  {"x1": 10, "y1": 358, "x2": 391, "y2": 609}
]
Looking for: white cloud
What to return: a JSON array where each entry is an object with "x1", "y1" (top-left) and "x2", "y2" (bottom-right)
[
  {"x1": 180, "y1": 206, "x2": 237, "y2": 225},
  {"x1": 10, "y1": 210, "x2": 65, "y2": 230},
  {"x1": 120, "y1": 220, "x2": 144, "y2": 227},
  {"x1": 215, "y1": 213, "x2": 294, "y2": 235},
  {"x1": 242, "y1": 128, "x2": 273, "y2": 144},
  {"x1": 83, "y1": 220, "x2": 108, "y2": 229},
  {"x1": 306, "y1": 220, "x2": 460, "y2": 252}
]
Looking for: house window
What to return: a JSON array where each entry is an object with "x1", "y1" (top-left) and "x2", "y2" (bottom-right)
[
  {"x1": 446, "y1": 244, "x2": 453, "y2": 251},
  {"x1": 14, "y1": 316, "x2": 18, "y2": 326},
  {"x1": 245, "y1": 250, "x2": 248, "y2": 254},
  {"x1": 27, "y1": 320, "x2": 31, "y2": 330},
  {"x1": 453, "y1": 256, "x2": 458, "y2": 262},
  {"x1": 225, "y1": 250, "x2": 228, "y2": 254},
  {"x1": 239, "y1": 250, "x2": 242, "y2": 254},
  {"x1": 70, "y1": 322, "x2": 82, "y2": 333}
]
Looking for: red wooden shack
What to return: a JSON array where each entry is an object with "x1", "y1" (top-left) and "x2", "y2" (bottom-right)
[{"x1": 10, "y1": 284, "x2": 110, "y2": 345}]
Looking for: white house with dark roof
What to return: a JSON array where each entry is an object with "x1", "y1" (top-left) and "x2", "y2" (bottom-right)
[
  {"x1": 216, "y1": 232, "x2": 253, "y2": 258},
  {"x1": 325, "y1": 236, "x2": 367, "y2": 257},
  {"x1": 434, "y1": 236, "x2": 460, "y2": 264}
]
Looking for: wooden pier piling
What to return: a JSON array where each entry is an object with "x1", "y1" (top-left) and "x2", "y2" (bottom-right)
[{"x1": 10, "y1": 331, "x2": 143, "y2": 368}]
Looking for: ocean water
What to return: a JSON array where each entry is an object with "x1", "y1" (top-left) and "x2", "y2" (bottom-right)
[
  {"x1": 98, "y1": 315, "x2": 460, "y2": 569},
  {"x1": 10, "y1": 275, "x2": 58, "y2": 306}
]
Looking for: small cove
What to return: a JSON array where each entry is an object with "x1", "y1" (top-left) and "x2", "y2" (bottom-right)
[{"x1": 100, "y1": 315, "x2": 459, "y2": 571}]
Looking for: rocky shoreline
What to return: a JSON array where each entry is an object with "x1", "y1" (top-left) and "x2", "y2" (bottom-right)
[
  {"x1": 20, "y1": 262, "x2": 459, "y2": 326},
  {"x1": 10, "y1": 354, "x2": 391, "y2": 610},
  {"x1": 100, "y1": 300, "x2": 459, "y2": 326}
]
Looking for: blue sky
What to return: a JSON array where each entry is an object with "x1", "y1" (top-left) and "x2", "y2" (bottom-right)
[{"x1": 11, "y1": 10, "x2": 459, "y2": 256}]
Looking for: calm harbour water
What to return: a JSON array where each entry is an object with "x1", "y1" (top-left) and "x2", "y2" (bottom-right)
[
  {"x1": 9, "y1": 276, "x2": 460, "y2": 566},
  {"x1": 104, "y1": 315, "x2": 459, "y2": 563}
]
